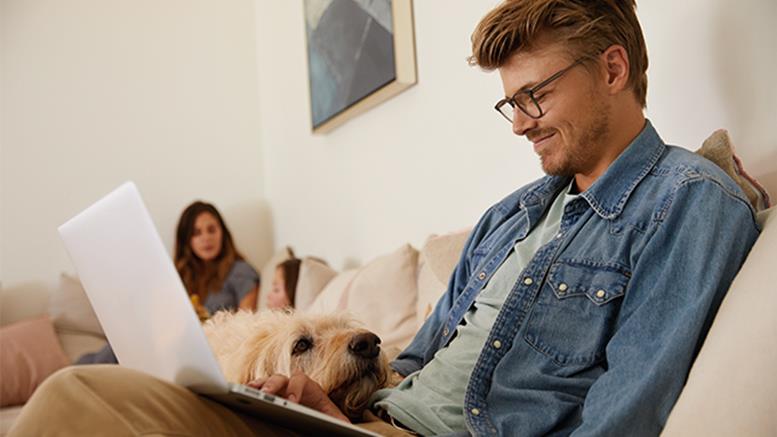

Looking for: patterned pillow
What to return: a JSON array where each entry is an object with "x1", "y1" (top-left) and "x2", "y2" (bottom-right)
[{"x1": 695, "y1": 129, "x2": 771, "y2": 211}]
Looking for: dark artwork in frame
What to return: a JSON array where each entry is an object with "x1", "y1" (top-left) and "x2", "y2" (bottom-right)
[{"x1": 304, "y1": 0, "x2": 417, "y2": 134}]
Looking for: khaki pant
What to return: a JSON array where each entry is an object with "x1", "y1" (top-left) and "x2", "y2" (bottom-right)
[{"x1": 8, "y1": 365, "x2": 410, "y2": 436}]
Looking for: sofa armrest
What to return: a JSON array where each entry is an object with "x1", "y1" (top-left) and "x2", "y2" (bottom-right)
[{"x1": 662, "y1": 207, "x2": 776, "y2": 435}]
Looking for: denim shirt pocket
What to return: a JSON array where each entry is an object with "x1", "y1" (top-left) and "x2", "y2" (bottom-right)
[{"x1": 524, "y1": 261, "x2": 630, "y2": 367}]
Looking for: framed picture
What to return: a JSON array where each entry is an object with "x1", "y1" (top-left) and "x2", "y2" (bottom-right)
[{"x1": 304, "y1": 0, "x2": 417, "y2": 134}]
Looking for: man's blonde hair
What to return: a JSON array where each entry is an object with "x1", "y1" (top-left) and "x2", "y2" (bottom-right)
[{"x1": 469, "y1": 0, "x2": 648, "y2": 107}]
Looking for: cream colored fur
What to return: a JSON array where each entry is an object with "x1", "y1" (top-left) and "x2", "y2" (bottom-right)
[{"x1": 202, "y1": 309, "x2": 390, "y2": 420}]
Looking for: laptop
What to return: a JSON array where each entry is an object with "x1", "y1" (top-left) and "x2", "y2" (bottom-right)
[{"x1": 58, "y1": 182, "x2": 379, "y2": 437}]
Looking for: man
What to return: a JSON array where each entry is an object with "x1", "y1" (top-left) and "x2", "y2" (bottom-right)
[{"x1": 9, "y1": 1, "x2": 759, "y2": 436}]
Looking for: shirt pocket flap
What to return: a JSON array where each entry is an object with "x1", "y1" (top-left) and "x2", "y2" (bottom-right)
[{"x1": 547, "y1": 262, "x2": 629, "y2": 306}]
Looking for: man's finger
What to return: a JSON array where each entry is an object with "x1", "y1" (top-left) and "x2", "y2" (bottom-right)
[
  {"x1": 246, "y1": 377, "x2": 268, "y2": 389},
  {"x1": 259, "y1": 374, "x2": 289, "y2": 395},
  {"x1": 285, "y1": 372, "x2": 310, "y2": 403}
]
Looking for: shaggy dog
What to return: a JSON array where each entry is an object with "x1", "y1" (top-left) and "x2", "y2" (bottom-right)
[{"x1": 203, "y1": 310, "x2": 390, "y2": 421}]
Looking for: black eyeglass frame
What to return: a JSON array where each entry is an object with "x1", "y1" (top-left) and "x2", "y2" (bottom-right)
[{"x1": 494, "y1": 58, "x2": 584, "y2": 122}]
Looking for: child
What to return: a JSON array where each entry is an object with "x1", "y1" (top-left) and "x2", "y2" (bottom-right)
[{"x1": 267, "y1": 258, "x2": 301, "y2": 309}]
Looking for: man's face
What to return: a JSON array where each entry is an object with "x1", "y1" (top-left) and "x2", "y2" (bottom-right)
[{"x1": 498, "y1": 40, "x2": 612, "y2": 178}]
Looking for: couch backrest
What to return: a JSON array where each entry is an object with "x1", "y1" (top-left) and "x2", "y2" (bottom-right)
[{"x1": 0, "y1": 281, "x2": 51, "y2": 327}]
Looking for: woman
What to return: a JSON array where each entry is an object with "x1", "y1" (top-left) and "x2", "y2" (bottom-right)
[
  {"x1": 176, "y1": 201, "x2": 259, "y2": 316},
  {"x1": 77, "y1": 200, "x2": 260, "y2": 364},
  {"x1": 267, "y1": 258, "x2": 301, "y2": 309}
]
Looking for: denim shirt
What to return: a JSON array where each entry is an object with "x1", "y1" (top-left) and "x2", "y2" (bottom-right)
[{"x1": 391, "y1": 121, "x2": 760, "y2": 437}]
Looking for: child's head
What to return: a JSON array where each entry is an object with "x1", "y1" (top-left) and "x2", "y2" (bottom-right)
[{"x1": 269, "y1": 258, "x2": 301, "y2": 309}]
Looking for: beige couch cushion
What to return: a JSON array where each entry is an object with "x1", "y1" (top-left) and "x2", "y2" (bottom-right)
[
  {"x1": 662, "y1": 207, "x2": 776, "y2": 436},
  {"x1": 295, "y1": 258, "x2": 337, "y2": 312},
  {"x1": 48, "y1": 273, "x2": 103, "y2": 337},
  {"x1": 307, "y1": 269, "x2": 357, "y2": 315},
  {"x1": 0, "y1": 405, "x2": 24, "y2": 436},
  {"x1": 57, "y1": 332, "x2": 108, "y2": 364},
  {"x1": 345, "y1": 244, "x2": 419, "y2": 351},
  {"x1": 0, "y1": 282, "x2": 50, "y2": 327},
  {"x1": 258, "y1": 246, "x2": 294, "y2": 310},
  {"x1": 416, "y1": 229, "x2": 470, "y2": 326}
]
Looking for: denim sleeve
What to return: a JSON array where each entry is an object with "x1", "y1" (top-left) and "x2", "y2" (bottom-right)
[
  {"x1": 570, "y1": 179, "x2": 759, "y2": 437},
  {"x1": 390, "y1": 205, "x2": 500, "y2": 376}
]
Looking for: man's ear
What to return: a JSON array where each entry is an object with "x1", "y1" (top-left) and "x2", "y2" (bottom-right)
[{"x1": 600, "y1": 44, "x2": 630, "y2": 95}]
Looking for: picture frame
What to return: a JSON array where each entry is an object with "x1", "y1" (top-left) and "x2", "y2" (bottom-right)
[{"x1": 304, "y1": 0, "x2": 417, "y2": 134}]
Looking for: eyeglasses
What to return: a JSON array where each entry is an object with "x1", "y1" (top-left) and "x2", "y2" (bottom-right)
[{"x1": 494, "y1": 58, "x2": 583, "y2": 123}]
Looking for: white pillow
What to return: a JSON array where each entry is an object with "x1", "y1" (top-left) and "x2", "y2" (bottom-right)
[
  {"x1": 294, "y1": 257, "x2": 337, "y2": 312},
  {"x1": 416, "y1": 229, "x2": 470, "y2": 326},
  {"x1": 307, "y1": 269, "x2": 358, "y2": 315},
  {"x1": 345, "y1": 244, "x2": 419, "y2": 351},
  {"x1": 48, "y1": 273, "x2": 104, "y2": 337}
]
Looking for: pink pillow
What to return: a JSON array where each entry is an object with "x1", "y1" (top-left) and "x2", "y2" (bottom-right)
[{"x1": 0, "y1": 315, "x2": 70, "y2": 407}]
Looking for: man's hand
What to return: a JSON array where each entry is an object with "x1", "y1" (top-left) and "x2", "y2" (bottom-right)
[{"x1": 248, "y1": 370, "x2": 350, "y2": 423}]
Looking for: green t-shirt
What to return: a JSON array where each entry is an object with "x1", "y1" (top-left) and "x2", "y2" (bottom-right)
[{"x1": 373, "y1": 183, "x2": 578, "y2": 435}]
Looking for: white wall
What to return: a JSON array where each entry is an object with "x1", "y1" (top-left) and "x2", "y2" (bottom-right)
[
  {"x1": 255, "y1": 0, "x2": 777, "y2": 270},
  {"x1": 2, "y1": 1, "x2": 775, "y2": 287},
  {"x1": 0, "y1": 0, "x2": 269, "y2": 287},
  {"x1": 256, "y1": 0, "x2": 530, "y2": 269},
  {"x1": 639, "y1": 0, "x2": 777, "y2": 188}
]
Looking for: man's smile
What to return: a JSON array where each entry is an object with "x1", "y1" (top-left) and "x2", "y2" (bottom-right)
[{"x1": 530, "y1": 131, "x2": 556, "y2": 153}]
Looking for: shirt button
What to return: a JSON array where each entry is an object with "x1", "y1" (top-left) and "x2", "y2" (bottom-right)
[
  {"x1": 471, "y1": 408, "x2": 480, "y2": 416},
  {"x1": 443, "y1": 327, "x2": 449, "y2": 336},
  {"x1": 523, "y1": 277, "x2": 533, "y2": 285},
  {"x1": 493, "y1": 340, "x2": 502, "y2": 349},
  {"x1": 558, "y1": 283, "x2": 568, "y2": 292},
  {"x1": 556, "y1": 233, "x2": 563, "y2": 239},
  {"x1": 596, "y1": 289, "x2": 606, "y2": 299},
  {"x1": 478, "y1": 272, "x2": 486, "y2": 280}
]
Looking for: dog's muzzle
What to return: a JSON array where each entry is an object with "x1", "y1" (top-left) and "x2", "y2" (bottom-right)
[{"x1": 348, "y1": 333, "x2": 381, "y2": 359}]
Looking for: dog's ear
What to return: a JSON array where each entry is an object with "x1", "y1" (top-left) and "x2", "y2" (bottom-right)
[{"x1": 237, "y1": 330, "x2": 276, "y2": 383}]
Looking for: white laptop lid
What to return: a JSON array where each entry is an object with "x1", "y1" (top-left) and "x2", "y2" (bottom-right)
[{"x1": 58, "y1": 182, "x2": 229, "y2": 394}]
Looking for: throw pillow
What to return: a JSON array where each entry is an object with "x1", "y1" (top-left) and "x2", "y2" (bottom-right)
[
  {"x1": 48, "y1": 273, "x2": 104, "y2": 337},
  {"x1": 0, "y1": 315, "x2": 70, "y2": 407},
  {"x1": 307, "y1": 269, "x2": 358, "y2": 315},
  {"x1": 416, "y1": 229, "x2": 470, "y2": 326},
  {"x1": 295, "y1": 257, "x2": 338, "y2": 312},
  {"x1": 695, "y1": 129, "x2": 771, "y2": 211},
  {"x1": 345, "y1": 244, "x2": 419, "y2": 351}
]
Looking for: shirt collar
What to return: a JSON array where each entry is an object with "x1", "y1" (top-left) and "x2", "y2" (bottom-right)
[
  {"x1": 521, "y1": 119, "x2": 665, "y2": 220},
  {"x1": 581, "y1": 119, "x2": 664, "y2": 219}
]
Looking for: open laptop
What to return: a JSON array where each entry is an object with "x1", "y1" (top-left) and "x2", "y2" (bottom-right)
[{"x1": 58, "y1": 182, "x2": 379, "y2": 437}]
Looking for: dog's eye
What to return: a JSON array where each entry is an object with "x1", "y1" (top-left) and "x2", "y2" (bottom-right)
[{"x1": 292, "y1": 338, "x2": 313, "y2": 355}]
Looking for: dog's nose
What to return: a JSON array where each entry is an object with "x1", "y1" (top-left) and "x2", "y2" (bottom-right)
[{"x1": 348, "y1": 333, "x2": 381, "y2": 359}]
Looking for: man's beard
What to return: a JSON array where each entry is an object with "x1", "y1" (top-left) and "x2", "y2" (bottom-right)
[{"x1": 541, "y1": 97, "x2": 611, "y2": 177}]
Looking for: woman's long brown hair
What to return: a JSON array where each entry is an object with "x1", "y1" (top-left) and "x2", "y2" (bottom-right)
[{"x1": 174, "y1": 201, "x2": 244, "y2": 300}]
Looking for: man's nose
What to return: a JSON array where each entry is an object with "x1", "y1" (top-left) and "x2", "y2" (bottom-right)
[{"x1": 512, "y1": 107, "x2": 538, "y2": 137}]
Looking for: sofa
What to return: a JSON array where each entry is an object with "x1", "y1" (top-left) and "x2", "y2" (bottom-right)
[
  {"x1": 1, "y1": 203, "x2": 774, "y2": 435},
  {"x1": 2, "y1": 130, "x2": 774, "y2": 435}
]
